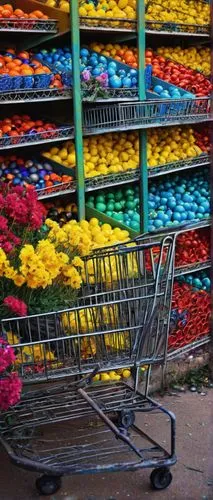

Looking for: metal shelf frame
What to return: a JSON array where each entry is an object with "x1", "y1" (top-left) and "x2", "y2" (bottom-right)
[{"x1": 0, "y1": 1, "x2": 209, "y2": 364}]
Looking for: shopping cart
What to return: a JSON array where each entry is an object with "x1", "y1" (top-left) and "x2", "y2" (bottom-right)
[{"x1": 0, "y1": 234, "x2": 177, "y2": 496}]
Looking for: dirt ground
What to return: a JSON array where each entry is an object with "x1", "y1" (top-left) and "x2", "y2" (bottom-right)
[{"x1": 0, "y1": 390, "x2": 212, "y2": 500}]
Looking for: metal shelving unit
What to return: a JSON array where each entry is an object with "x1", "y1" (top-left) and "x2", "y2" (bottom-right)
[{"x1": 0, "y1": 1, "x2": 210, "y2": 363}]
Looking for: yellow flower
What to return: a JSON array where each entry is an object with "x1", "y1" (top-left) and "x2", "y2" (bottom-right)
[
  {"x1": 13, "y1": 274, "x2": 25, "y2": 287},
  {"x1": 19, "y1": 245, "x2": 35, "y2": 264},
  {"x1": 71, "y1": 256, "x2": 84, "y2": 269}
]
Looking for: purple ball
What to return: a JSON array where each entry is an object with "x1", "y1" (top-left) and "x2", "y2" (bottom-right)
[{"x1": 39, "y1": 169, "x2": 47, "y2": 178}]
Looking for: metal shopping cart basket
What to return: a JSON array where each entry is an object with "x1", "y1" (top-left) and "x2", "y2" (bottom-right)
[{"x1": 0, "y1": 234, "x2": 177, "y2": 496}]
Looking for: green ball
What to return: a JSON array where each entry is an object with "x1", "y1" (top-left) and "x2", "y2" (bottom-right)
[
  {"x1": 87, "y1": 201, "x2": 94, "y2": 208},
  {"x1": 96, "y1": 202, "x2": 106, "y2": 212},
  {"x1": 87, "y1": 195, "x2": 94, "y2": 202},
  {"x1": 106, "y1": 192, "x2": 114, "y2": 200},
  {"x1": 126, "y1": 195, "x2": 134, "y2": 202},
  {"x1": 112, "y1": 212, "x2": 124, "y2": 221},
  {"x1": 124, "y1": 188, "x2": 134, "y2": 197},
  {"x1": 114, "y1": 202, "x2": 122, "y2": 211},
  {"x1": 114, "y1": 190, "x2": 123, "y2": 201},
  {"x1": 107, "y1": 202, "x2": 114, "y2": 211},
  {"x1": 96, "y1": 195, "x2": 105, "y2": 203},
  {"x1": 125, "y1": 201, "x2": 136, "y2": 210},
  {"x1": 127, "y1": 209, "x2": 134, "y2": 217},
  {"x1": 132, "y1": 212, "x2": 140, "y2": 222},
  {"x1": 130, "y1": 220, "x2": 140, "y2": 231},
  {"x1": 106, "y1": 211, "x2": 113, "y2": 217}
]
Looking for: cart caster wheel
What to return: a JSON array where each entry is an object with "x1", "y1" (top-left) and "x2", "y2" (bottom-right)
[
  {"x1": 36, "y1": 475, "x2": 62, "y2": 496},
  {"x1": 117, "y1": 409, "x2": 135, "y2": 429},
  {"x1": 150, "y1": 467, "x2": 172, "y2": 490}
]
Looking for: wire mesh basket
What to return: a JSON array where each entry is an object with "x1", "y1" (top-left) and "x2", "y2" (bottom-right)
[
  {"x1": 1, "y1": 235, "x2": 175, "y2": 383},
  {"x1": 83, "y1": 97, "x2": 211, "y2": 134}
]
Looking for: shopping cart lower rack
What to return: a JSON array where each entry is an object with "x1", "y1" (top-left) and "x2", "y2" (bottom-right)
[
  {"x1": 0, "y1": 372, "x2": 176, "y2": 495},
  {"x1": 0, "y1": 234, "x2": 177, "y2": 496}
]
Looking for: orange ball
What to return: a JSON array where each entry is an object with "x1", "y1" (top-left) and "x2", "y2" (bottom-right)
[
  {"x1": 14, "y1": 8, "x2": 25, "y2": 17},
  {"x1": 31, "y1": 10, "x2": 44, "y2": 18}
]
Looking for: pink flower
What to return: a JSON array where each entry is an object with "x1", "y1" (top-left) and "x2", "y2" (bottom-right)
[
  {"x1": 82, "y1": 69, "x2": 91, "y2": 82},
  {"x1": 0, "y1": 215, "x2": 8, "y2": 231},
  {"x1": 0, "y1": 344, "x2": 16, "y2": 373},
  {"x1": 0, "y1": 372, "x2": 22, "y2": 410},
  {"x1": 3, "y1": 296, "x2": 27, "y2": 317},
  {"x1": 0, "y1": 193, "x2": 5, "y2": 209},
  {"x1": 2, "y1": 241, "x2": 13, "y2": 253}
]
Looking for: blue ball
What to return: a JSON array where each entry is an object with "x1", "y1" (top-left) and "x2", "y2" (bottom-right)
[
  {"x1": 156, "y1": 211, "x2": 165, "y2": 221},
  {"x1": 109, "y1": 76, "x2": 122, "y2": 88},
  {"x1": 153, "y1": 219, "x2": 163, "y2": 228},
  {"x1": 160, "y1": 91, "x2": 171, "y2": 98},
  {"x1": 89, "y1": 56, "x2": 98, "y2": 67},
  {"x1": 187, "y1": 211, "x2": 195, "y2": 220},
  {"x1": 160, "y1": 197, "x2": 168, "y2": 205},
  {"x1": 154, "y1": 85, "x2": 164, "y2": 94},
  {"x1": 92, "y1": 67, "x2": 102, "y2": 76},
  {"x1": 173, "y1": 212, "x2": 182, "y2": 222},
  {"x1": 197, "y1": 206, "x2": 206, "y2": 214},
  {"x1": 99, "y1": 56, "x2": 107, "y2": 64},
  {"x1": 81, "y1": 48, "x2": 89, "y2": 57},
  {"x1": 168, "y1": 198, "x2": 176, "y2": 209},
  {"x1": 176, "y1": 205, "x2": 185, "y2": 213},
  {"x1": 108, "y1": 67, "x2": 116, "y2": 77},
  {"x1": 108, "y1": 61, "x2": 117, "y2": 69}
]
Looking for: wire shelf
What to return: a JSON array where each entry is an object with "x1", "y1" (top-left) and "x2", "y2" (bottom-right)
[
  {"x1": 167, "y1": 335, "x2": 210, "y2": 360},
  {"x1": 0, "y1": 126, "x2": 74, "y2": 151},
  {"x1": 0, "y1": 87, "x2": 71, "y2": 104},
  {"x1": 80, "y1": 16, "x2": 210, "y2": 37},
  {"x1": 85, "y1": 170, "x2": 139, "y2": 192},
  {"x1": 148, "y1": 154, "x2": 210, "y2": 177},
  {"x1": 37, "y1": 180, "x2": 76, "y2": 200},
  {"x1": 83, "y1": 98, "x2": 212, "y2": 135},
  {"x1": 174, "y1": 259, "x2": 211, "y2": 277},
  {"x1": 0, "y1": 18, "x2": 58, "y2": 33},
  {"x1": 36, "y1": 152, "x2": 210, "y2": 200},
  {"x1": 145, "y1": 20, "x2": 210, "y2": 37}
]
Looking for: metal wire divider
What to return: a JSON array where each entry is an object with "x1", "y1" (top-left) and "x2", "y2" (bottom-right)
[
  {"x1": 83, "y1": 97, "x2": 212, "y2": 134},
  {"x1": 0, "y1": 18, "x2": 58, "y2": 33}
]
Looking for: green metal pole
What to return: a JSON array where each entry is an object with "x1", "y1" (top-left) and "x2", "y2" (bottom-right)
[
  {"x1": 137, "y1": 0, "x2": 148, "y2": 233},
  {"x1": 70, "y1": 1, "x2": 85, "y2": 220}
]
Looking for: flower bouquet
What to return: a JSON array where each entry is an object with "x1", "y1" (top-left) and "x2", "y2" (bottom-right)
[{"x1": 0, "y1": 183, "x2": 84, "y2": 408}]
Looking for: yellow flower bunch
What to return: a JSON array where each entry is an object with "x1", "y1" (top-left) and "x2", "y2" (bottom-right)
[
  {"x1": 15, "y1": 240, "x2": 70, "y2": 289},
  {"x1": 18, "y1": 242, "x2": 69, "y2": 289}
]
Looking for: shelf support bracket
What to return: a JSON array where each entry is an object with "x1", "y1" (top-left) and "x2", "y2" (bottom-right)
[
  {"x1": 70, "y1": 0, "x2": 85, "y2": 220},
  {"x1": 137, "y1": 0, "x2": 148, "y2": 233}
]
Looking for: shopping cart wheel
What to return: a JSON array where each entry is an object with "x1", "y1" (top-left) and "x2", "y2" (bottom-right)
[
  {"x1": 150, "y1": 467, "x2": 172, "y2": 490},
  {"x1": 36, "y1": 475, "x2": 62, "y2": 496},
  {"x1": 117, "y1": 409, "x2": 135, "y2": 429}
]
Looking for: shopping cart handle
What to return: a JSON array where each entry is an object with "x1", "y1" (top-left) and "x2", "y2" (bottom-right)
[{"x1": 76, "y1": 365, "x2": 100, "y2": 388}]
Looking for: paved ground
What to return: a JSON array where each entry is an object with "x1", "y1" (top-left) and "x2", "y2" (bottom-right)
[{"x1": 0, "y1": 391, "x2": 212, "y2": 500}]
